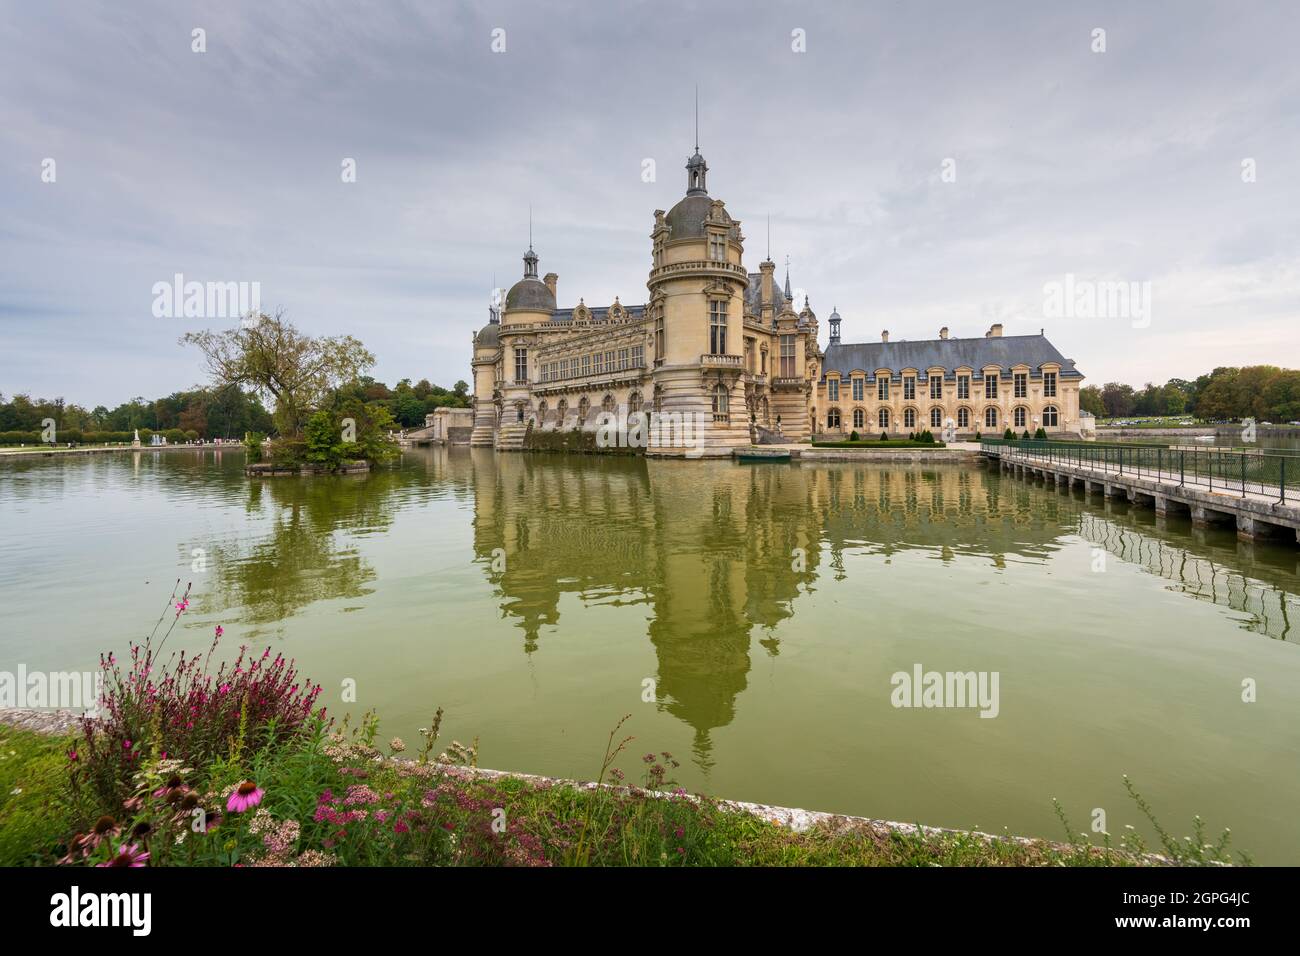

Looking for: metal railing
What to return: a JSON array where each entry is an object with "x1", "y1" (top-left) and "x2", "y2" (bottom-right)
[{"x1": 981, "y1": 439, "x2": 1295, "y2": 504}]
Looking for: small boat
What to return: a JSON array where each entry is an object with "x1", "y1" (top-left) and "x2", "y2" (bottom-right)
[{"x1": 737, "y1": 449, "x2": 791, "y2": 462}]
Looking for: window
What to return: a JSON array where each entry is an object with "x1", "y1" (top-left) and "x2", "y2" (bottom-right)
[
  {"x1": 958, "y1": 407, "x2": 970, "y2": 428},
  {"x1": 1043, "y1": 405, "x2": 1058, "y2": 427},
  {"x1": 827, "y1": 379, "x2": 839, "y2": 402},
  {"x1": 853, "y1": 408, "x2": 865, "y2": 429},
  {"x1": 708, "y1": 299, "x2": 728, "y2": 355},
  {"x1": 514, "y1": 348, "x2": 528, "y2": 384},
  {"x1": 578, "y1": 396, "x2": 590, "y2": 423},
  {"x1": 984, "y1": 407, "x2": 998, "y2": 428},
  {"x1": 593, "y1": 352, "x2": 604, "y2": 375},
  {"x1": 602, "y1": 394, "x2": 615, "y2": 414},
  {"x1": 618, "y1": 347, "x2": 629, "y2": 370},
  {"x1": 1044, "y1": 372, "x2": 1057, "y2": 397},
  {"x1": 557, "y1": 399, "x2": 568, "y2": 423},
  {"x1": 628, "y1": 391, "x2": 643, "y2": 413},
  {"x1": 559, "y1": 358, "x2": 569, "y2": 379},
  {"x1": 877, "y1": 378, "x2": 890, "y2": 400},
  {"x1": 985, "y1": 374, "x2": 998, "y2": 399},
  {"x1": 708, "y1": 234, "x2": 727, "y2": 262},
  {"x1": 631, "y1": 344, "x2": 644, "y2": 367},
  {"x1": 1014, "y1": 407, "x2": 1026, "y2": 428},
  {"x1": 957, "y1": 375, "x2": 970, "y2": 399},
  {"x1": 605, "y1": 350, "x2": 615, "y2": 372},
  {"x1": 582, "y1": 355, "x2": 591, "y2": 377},
  {"x1": 852, "y1": 377, "x2": 864, "y2": 402},
  {"x1": 1014, "y1": 372, "x2": 1027, "y2": 398},
  {"x1": 537, "y1": 401, "x2": 547, "y2": 423},
  {"x1": 904, "y1": 408, "x2": 916, "y2": 429},
  {"x1": 654, "y1": 312, "x2": 665, "y2": 363},
  {"x1": 712, "y1": 383, "x2": 729, "y2": 421},
  {"x1": 761, "y1": 349, "x2": 768, "y2": 375},
  {"x1": 930, "y1": 407, "x2": 942, "y2": 428},
  {"x1": 878, "y1": 408, "x2": 890, "y2": 429},
  {"x1": 930, "y1": 376, "x2": 942, "y2": 399},
  {"x1": 780, "y1": 335, "x2": 796, "y2": 377},
  {"x1": 904, "y1": 376, "x2": 916, "y2": 400},
  {"x1": 827, "y1": 407, "x2": 841, "y2": 429}
]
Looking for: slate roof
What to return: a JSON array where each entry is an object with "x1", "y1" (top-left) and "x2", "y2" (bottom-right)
[
  {"x1": 821, "y1": 333, "x2": 1083, "y2": 381},
  {"x1": 549, "y1": 304, "x2": 645, "y2": 323},
  {"x1": 744, "y1": 273, "x2": 790, "y2": 317}
]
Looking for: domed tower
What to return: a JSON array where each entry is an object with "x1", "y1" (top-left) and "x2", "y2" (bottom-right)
[
  {"x1": 646, "y1": 142, "x2": 750, "y2": 456},
  {"x1": 493, "y1": 244, "x2": 556, "y2": 443},
  {"x1": 469, "y1": 288, "x2": 505, "y2": 446}
]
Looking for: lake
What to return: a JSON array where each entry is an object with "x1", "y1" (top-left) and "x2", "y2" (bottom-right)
[{"x1": 2, "y1": 447, "x2": 1298, "y2": 862}]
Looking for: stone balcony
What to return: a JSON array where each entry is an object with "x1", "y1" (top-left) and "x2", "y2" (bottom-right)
[{"x1": 700, "y1": 353, "x2": 743, "y2": 368}]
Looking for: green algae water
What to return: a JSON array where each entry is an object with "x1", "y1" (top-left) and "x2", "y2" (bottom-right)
[{"x1": 2, "y1": 446, "x2": 1299, "y2": 863}]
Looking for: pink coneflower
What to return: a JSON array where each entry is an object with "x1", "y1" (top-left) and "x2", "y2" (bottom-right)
[
  {"x1": 227, "y1": 781, "x2": 265, "y2": 813},
  {"x1": 214, "y1": 624, "x2": 223, "y2": 637},
  {"x1": 98, "y1": 843, "x2": 150, "y2": 867}
]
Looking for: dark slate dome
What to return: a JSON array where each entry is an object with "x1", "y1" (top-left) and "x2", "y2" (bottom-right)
[
  {"x1": 665, "y1": 193, "x2": 714, "y2": 241},
  {"x1": 474, "y1": 322, "x2": 500, "y2": 348},
  {"x1": 504, "y1": 278, "x2": 555, "y2": 312}
]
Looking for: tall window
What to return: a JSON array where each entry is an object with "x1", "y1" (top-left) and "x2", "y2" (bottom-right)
[
  {"x1": 1014, "y1": 372, "x2": 1027, "y2": 398},
  {"x1": 930, "y1": 407, "x2": 942, "y2": 428},
  {"x1": 958, "y1": 407, "x2": 970, "y2": 428},
  {"x1": 628, "y1": 391, "x2": 643, "y2": 413},
  {"x1": 903, "y1": 376, "x2": 916, "y2": 400},
  {"x1": 853, "y1": 408, "x2": 865, "y2": 429},
  {"x1": 712, "y1": 383, "x2": 729, "y2": 421},
  {"x1": 1014, "y1": 407, "x2": 1026, "y2": 428},
  {"x1": 618, "y1": 347, "x2": 629, "y2": 370},
  {"x1": 984, "y1": 407, "x2": 998, "y2": 428},
  {"x1": 985, "y1": 374, "x2": 998, "y2": 399},
  {"x1": 1044, "y1": 372, "x2": 1057, "y2": 397},
  {"x1": 559, "y1": 358, "x2": 569, "y2": 379},
  {"x1": 582, "y1": 355, "x2": 591, "y2": 377},
  {"x1": 877, "y1": 377, "x2": 889, "y2": 400},
  {"x1": 709, "y1": 300, "x2": 728, "y2": 355},
  {"x1": 878, "y1": 408, "x2": 890, "y2": 429},
  {"x1": 514, "y1": 348, "x2": 528, "y2": 384},
  {"x1": 605, "y1": 350, "x2": 615, "y2": 371},
  {"x1": 631, "y1": 344, "x2": 644, "y2": 367},
  {"x1": 827, "y1": 408, "x2": 841, "y2": 429},
  {"x1": 779, "y1": 335, "x2": 796, "y2": 377},
  {"x1": 594, "y1": 352, "x2": 605, "y2": 375},
  {"x1": 1043, "y1": 405, "x2": 1059, "y2": 427},
  {"x1": 708, "y1": 234, "x2": 727, "y2": 261},
  {"x1": 578, "y1": 396, "x2": 590, "y2": 423},
  {"x1": 904, "y1": 408, "x2": 916, "y2": 428},
  {"x1": 828, "y1": 379, "x2": 839, "y2": 402},
  {"x1": 930, "y1": 376, "x2": 942, "y2": 399},
  {"x1": 654, "y1": 313, "x2": 665, "y2": 364},
  {"x1": 852, "y1": 377, "x2": 864, "y2": 401},
  {"x1": 957, "y1": 375, "x2": 970, "y2": 399},
  {"x1": 602, "y1": 394, "x2": 616, "y2": 414}
]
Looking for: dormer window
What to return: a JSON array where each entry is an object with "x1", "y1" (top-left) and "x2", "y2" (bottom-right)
[{"x1": 708, "y1": 234, "x2": 727, "y2": 262}]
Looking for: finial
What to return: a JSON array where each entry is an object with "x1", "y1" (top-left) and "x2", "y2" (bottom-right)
[
  {"x1": 528, "y1": 204, "x2": 533, "y2": 251},
  {"x1": 694, "y1": 84, "x2": 699, "y2": 152},
  {"x1": 766, "y1": 215, "x2": 771, "y2": 261}
]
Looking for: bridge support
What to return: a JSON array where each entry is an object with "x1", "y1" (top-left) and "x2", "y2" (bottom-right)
[
  {"x1": 1130, "y1": 490, "x2": 1155, "y2": 509},
  {"x1": 1236, "y1": 514, "x2": 1294, "y2": 542},
  {"x1": 1190, "y1": 505, "x2": 1234, "y2": 529},
  {"x1": 1104, "y1": 483, "x2": 1127, "y2": 501}
]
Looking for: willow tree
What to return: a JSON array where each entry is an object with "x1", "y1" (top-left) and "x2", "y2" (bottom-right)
[{"x1": 181, "y1": 311, "x2": 374, "y2": 436}]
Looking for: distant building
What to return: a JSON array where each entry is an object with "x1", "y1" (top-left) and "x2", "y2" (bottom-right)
[{"x1": 470, "y1": 144, "x2": 1084, "y2": 453}]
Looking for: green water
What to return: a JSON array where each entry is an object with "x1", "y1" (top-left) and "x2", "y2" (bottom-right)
[{"x1": 2, "y1": 447, "x2": 1299, "y2": 862}]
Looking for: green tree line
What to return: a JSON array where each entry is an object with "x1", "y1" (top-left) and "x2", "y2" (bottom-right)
[{"x1": 1080, "y1": 366, "x2": 1300, "y2": 422}]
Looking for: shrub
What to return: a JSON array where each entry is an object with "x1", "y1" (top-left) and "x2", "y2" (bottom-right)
[
  {"x1": 1022, "y1": 429, "x2": 1031, "y2": 440},
  {"x1": 304, "y1": 410, "x2": 344, "y2": 468},
  {"x1": 1003, "y1": 428, "x2": 1015, "y2": 440},
  {"x1": 1034, "y1": 427, "x2": 1047, "y2": 440},
  {"x1": 849, "y1": 430, "x2": 860, "y2": 441},
  {"x1": 880, "y1": 431, "x2": 888, "y2": 441},
  {"x1": 243, "y1": 431, "x2": 265, "y2": 463}
]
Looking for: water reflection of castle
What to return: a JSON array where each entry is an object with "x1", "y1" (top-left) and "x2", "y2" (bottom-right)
[{"x1": 462, "y1": 449, "x2": 1130, "y2": 757}]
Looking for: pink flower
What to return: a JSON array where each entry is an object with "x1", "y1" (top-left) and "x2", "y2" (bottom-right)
[
  {"x1": 98, "y1": 843, "x2": 150, "y2": 867},
  {"x1": 227, "y1": 781, "x2": 265, "y2": 813},
  {"x1": 215, "y1": 625, "x2": 224, "y2": 637}
]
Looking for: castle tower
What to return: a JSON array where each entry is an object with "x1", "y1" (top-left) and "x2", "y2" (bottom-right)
[{"x1": 646, "y1": 141, "x2": 750, "y2": 457}]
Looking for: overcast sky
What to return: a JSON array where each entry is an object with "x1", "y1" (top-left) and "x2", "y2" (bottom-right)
[{"x1": 3, "y1": 0, "x2": 1298, "y2": 408}]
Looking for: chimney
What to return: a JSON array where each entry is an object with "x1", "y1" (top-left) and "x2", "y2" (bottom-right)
[
  {"x1": 881, "y1": 330, "x2": 889, "y2": 343},
  {"x1": 939, "y1": 326, "x2": 949, "y2": 340},
  {"x1": 986, "y1": 323, "x2": 1003, "y2": 338},
  {"x1": 543, "y1": 272, "x2": 558, "y2": 300}
]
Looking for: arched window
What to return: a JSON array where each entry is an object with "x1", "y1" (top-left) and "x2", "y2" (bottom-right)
[
  {"x1": 628, "y1": 390, "x2": 643, "y2": 413},
  {"x1": 853, "y1": 407, "x2": 865, "y2": 429},
  {"x1": 1014, "y1": 407, "x2": 1027, "y2": 428},
  {"x1": 984, "y1": 407, "x2": 998, "y2": 428},
  {"x1": 578, "y1": 396, "x2": 590, "y2": 423},
  {"x1": 602, "y1": 394, "x2": 615, "y2": 414},
  {"x1": 957, "y1": 407, "x2": 970, "y2": 428},
  {"x1": 878, "y1": 408, "x2": 890, "y2": 429},
  {"x1": 712, "y1": 383, "x2": 729, "y2": 421},
  {"x1": 827, "y1": 407, "x2": 841, "y2": 429},
  {"x1": 515, "y1": 402, "x2": 525, "y2": 423},
  {"x1": 930, "y1": 407, "x2": 942, "y2": 428},
  {"x1": 652, "y1": 385, "x2": 663, "y2": 413},
  {"x1": 537, "y1": 401, "x2": 548, "y2": 425},
  {"x1": 1043, "y1": 405, "x2": 1059, "y2": 428},
  {"x1": 904, "y1": 408, "x2": 916, "y2": 429},
  {"x1": 557, "y1": 399, "x2": 568, "y2": 425}
]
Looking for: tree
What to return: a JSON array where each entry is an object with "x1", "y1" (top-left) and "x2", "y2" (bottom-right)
[
  {"x1": 181, "y1": 311, "x2": 375, "y2": 436},
  {"x1": 1099, "y1": 382, "x2": 1136, "y2": 418},
  {"x1": 453, "y1": 380, "x2": 469, "y2": 400},
  {"x1": 1079, "y1": 385, "x2": 1105, "y2": 417}
]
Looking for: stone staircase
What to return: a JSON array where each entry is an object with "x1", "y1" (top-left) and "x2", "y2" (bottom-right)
[
  {"x1": 752, "y1": 423, "x2": 785, "y2": 445},
  {"x1": 494, "y1": 422, "x2": 529, "y2": 451}
]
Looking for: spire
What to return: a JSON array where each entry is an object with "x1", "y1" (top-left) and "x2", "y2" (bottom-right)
[
  {"x1": 685, "y1": 89, "x2": 708, "y2": 196},
  {"x1": 829, "y1": 305, "x2": 841, "y2": 345},
  {"x1": 783, "y1": 255, "x2": 792, "y2": 299},
  {"x1": 522, "y1": 207, "x2": 538, "y2": 278},
  {"x1": 766, "y1": 215, "x2": 771, "y2": 262}
]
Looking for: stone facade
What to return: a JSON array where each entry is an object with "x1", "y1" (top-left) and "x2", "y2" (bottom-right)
[{"x1": 470, "y1": 150, "x2": 1084, "y2": 453}]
